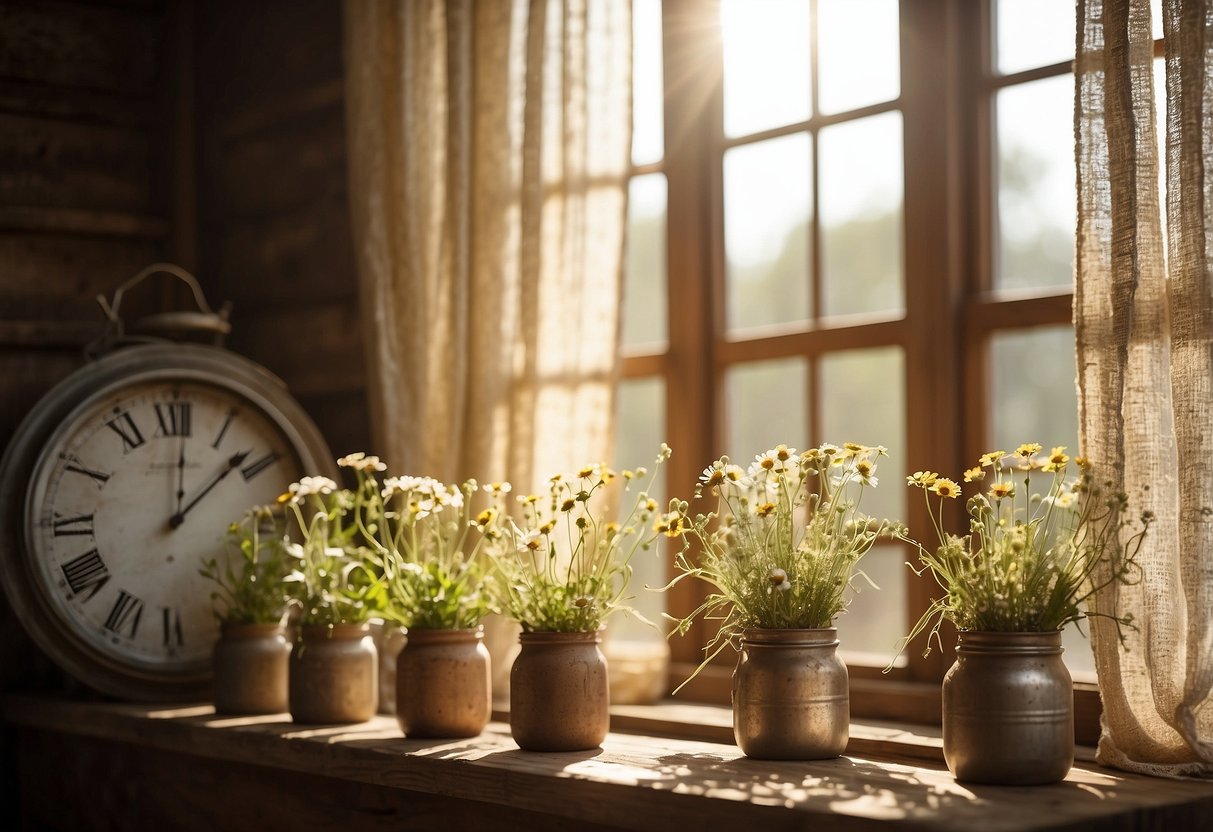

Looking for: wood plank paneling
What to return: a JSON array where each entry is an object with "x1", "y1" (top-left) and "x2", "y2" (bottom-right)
[
  {"x1": 212, "y1": 195, "x2": 357, "y2": 307},
  {"x1": 0, "y1": 113, "x2": 153, "y2": 212},
  {"x1": 196, "y1": 0, "x2": 367, "y2": 457},
  {"x1": 227, "y1": 302, "x2": 363, "y2": 400},
  {"x1": 0, "y1": 1, "x2": 161, "y2": 95},
  {"x1": 0, "y1": 234, "x2": 161, "y2": 319},
  {"x1": 216, "y1": 109, "x2": 348, "y2": 220}
]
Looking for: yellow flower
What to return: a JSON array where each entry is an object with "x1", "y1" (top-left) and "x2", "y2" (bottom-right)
[
  {"x1": 963, "y1": 467, "x2": 985, "y2": 482},
  {"x1": 653, "y1": 511, "x2": 688, "y2": 538},
  {"x1": 989, "y1": 480, "x2": 1014, "y2": 500},
  {"x1": 539, "y1": 520, "x2": 556, "y2": 535},
  {"x1": 979, "y1": 450, "x2": 1007, "y2": 468},
  {"x1": 907, "y1": 471, "x2": 939, "y2": 489},
  {"x1": 474, "y1": 508, "x2": 497, "y2": 527},
  {"x1": 1015, "y1": 443, "x2": 1042, "y2": 458},
  {"x1": 1042, "y1": 446, "x2": 1069, "y2": 472},
  {"x1": 931, "y1": 478, "x2": 961, "y2": 499},
  {"x1": 756, "y1": 502, "x2": 777, "y2": 518}
]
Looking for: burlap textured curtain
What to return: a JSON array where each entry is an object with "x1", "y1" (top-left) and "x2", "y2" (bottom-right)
[
  {"x1": 1075, "y1": 0, "x2": 1213, "y2": 777},
  {"x1": 342, "y1": 0, "x2": 631, "y2": 491}
]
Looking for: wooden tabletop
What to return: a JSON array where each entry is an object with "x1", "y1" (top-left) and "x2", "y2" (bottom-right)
[{"x1": 4, "y1": 695, "x2": 1211, "y2": 831}]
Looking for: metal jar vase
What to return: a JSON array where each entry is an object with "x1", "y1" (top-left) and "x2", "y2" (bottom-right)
[
  {"x1": 510, "y1": 630, "x2": 608, "y2": 751},
  {"x1": 732, "y1": 628, "x2": 849, "y2": 760},
  {"x1": 943, "y1": 630, "x2": 1073, "y2": 785},
  {"x1": 212, "y1": 622, "x2": 291, "y2": 715},
  {"x1": 396, "y1": 627, "x2": 492, "y2": 738},
  {"x1": 289, "y1": 623, "x2": 379, "y2": 724}
]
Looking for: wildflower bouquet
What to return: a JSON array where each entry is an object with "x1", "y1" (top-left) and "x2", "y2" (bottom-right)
[
  {"x1": 281, "y1": 472, "x2": 388, "y2": 627},
  {"x1": 200, "y1": 504, "x2": 291, "y2": 625},
  {"x1": 896, "y1": 443, "x2": 1150, "y2": 658},
  {"x1": 490, "y1": 444, "x2": 672, "y2": 633},
  {"x1": 343, "y1": 452, "x2": 502, "y2": 631},
  {"x1": 667, "y1": 442, "x2": 892, "y2": 686}
]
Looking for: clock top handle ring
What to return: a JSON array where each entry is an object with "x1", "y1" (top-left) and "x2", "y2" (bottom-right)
[{"x1": 92, "y1": 263, "x2": 233, "y2": 356}]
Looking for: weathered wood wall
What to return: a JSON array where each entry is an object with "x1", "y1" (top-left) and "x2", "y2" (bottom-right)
[
  {"x1": 0, "y1": 0, "x2": 182, "y2": 699},
  {"x1": 194, "y1": 0, "x2": 368, "y2": 461},
  {"x1": 0, "y1": 0, "x2": 366, "y2": 682}
]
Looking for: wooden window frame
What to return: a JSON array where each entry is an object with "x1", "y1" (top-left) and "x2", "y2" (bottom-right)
[{"x1": 622, "y1": 0, "x2": 1099, "y2": 740}]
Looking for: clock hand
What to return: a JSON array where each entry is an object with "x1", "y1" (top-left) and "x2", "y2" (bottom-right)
[
  {"x1": 168, "y1": 450, "x2": 249, "y2": 529},
  {"x1": 175, "y1": 439, "x2": 186, "y2": 518}
]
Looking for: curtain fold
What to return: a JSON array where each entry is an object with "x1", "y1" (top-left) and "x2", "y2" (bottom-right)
[
  {"x1": 1076, "y1": 0, "x2": 1213, "y2": 777},
  {"x1": 344, "y1": 0, "x2": 631, "y2": 697},
  {"x1": 343, "y1": 0, "x2": 631, "y2": 491}
]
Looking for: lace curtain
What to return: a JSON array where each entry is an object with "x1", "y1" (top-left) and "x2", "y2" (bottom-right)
[
  {"x1": 343, "y1": 0, "x2": 631, "y2": 490},
  {"x1": 1075, "y1": 0, "x2": 1213, "y2": 777}
]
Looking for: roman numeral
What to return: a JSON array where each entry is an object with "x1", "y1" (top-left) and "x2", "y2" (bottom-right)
[
  {"x1": 211, "y1": 409, "x2": 236, "y2": 450},
  {"x1": 105, "y1": 410, "x2": 146, "y2": 452},
  {"x1": 63, "y1": 456, "x2": 110, "y2": 487},
  {"x1": 162, "y1": 607, "x2": 184, "y2": 648},
  {"x1": 52, "y1": 513, "x2": 94, "y2": 537},
  {"x1": 61, "y1": 548, "x2": 110, "y2": 601},
  {"x1": 240, "y1": 451, "x2": 279, "y2": 482},
  {"x1": 104, "y1": 591, "x2": 144, "y2": 639},
  {"x1": 154, "y1": 402, "x2": 192, "y2": 438}
]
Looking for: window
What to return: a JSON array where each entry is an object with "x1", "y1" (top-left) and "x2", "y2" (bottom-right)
[{"x1": 616, "y1": 0, "x2": 1151, "y2": 730}]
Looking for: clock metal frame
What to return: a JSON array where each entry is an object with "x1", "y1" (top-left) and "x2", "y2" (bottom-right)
[{"x1": 0, "y1": 342, "x2": 336, "y2": 701}]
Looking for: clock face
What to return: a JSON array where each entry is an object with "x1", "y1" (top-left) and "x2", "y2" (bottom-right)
[{"x1": 25, "y1": 379, "x2": 305, "y2": 679}]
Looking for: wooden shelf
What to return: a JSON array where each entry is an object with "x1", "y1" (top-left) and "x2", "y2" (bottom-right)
[{"x1": 4, "y1": 695, "x2": 1211, "y2": 831}]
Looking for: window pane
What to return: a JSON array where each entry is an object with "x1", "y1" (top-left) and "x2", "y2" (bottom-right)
[
  {"x1": 989, "y1": 326, "x2": 1079, "y2": 460},
  {"x1": 989, "y1": 325, "x2": 1091, "y2": 681},
  {"x1": 724, "y1": 358, "x2": 809, "y2": 463},
  {"x1": 837, "y1": 544, "x2": 906, "y2": 666},
  {"x1": 724, "y1": 134, "x2": 812, "y2": 333},
  {"x1": 996, "y1": 75, "x2": 1074, "y2": 291},
  {"x1": 613, "y1": 376, "x2": 666, "y2": 641},
  {"x1": 820, "y1": 112, "x2": 904, "y2": 317},
  {"x1": 632, "y1": 0, "x2": 664, "y2": 166},
  {"x1": 995, "y1": 0, "x2": 1075, "y2": 75},
  {"x1": 818, "y1": 0, "x2": 900, "y2": 114},
  {"x1": 721, "y1": 0, "x2": 810, "y2": 137},
  {"x1": 819, "y1": 347, "x2": 905, "y2": 521},
  {"x1": 820, "y1": 346, "x2": 906, "y2": 666},
  {"x1": 624, "y1": 174, "x2": 668, "y2": 349}
]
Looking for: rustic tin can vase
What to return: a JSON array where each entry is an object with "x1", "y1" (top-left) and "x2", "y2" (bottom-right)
[
  {"x1": 943, "y1": 630, "x2": 1073, "y2": 785},
  {"x1": 289, "y1": 623, "x2": 378, "y2": 724},
  {"x1": 510, "y1": 630, "x2": 608, "y2": 751},
  {"x1": 212, "y1": 622, "x2": 291, "y2": 715},
  {"x1": 732, "y1": 627, "x2": 849, "y2": 759},
  {"x1": 396, "y1": 626, "x2": 492, "y2": 738}
]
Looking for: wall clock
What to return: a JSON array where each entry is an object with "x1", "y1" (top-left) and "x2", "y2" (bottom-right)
[{"x1": 0, "y1": 265, "x2": 335, "y2": 701}]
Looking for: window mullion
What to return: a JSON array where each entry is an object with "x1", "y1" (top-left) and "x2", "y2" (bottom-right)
[
  {"x1": 899, "y1": 0, "x2": 973, "y2": 685},
  {"x1": 660, "y1": 0, "x2": 724, "y2": 670}
]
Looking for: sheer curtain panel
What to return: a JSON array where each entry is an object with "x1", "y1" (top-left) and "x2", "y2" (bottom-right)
[
  {"x1": 1075, "y1": 0, "x2": 1213, "y2": 777},
  {"x1": 343, "y1": 0, "x2": 631, "y2": 490}
]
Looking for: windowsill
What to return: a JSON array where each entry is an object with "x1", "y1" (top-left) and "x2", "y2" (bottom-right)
[{"x1": 5, "y1": 694, "x2": 1210, "y2": 830}]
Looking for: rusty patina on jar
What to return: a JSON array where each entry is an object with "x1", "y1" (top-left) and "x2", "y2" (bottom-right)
[
  {"x1": 396, "y1": 626, "x2": 491, "y2": 738},
  {"x1": 943, "y1": 630, "x2": 1073, "y2": 785},
  {"x1": 510, "y1": 630, "x2": 608, "y2": 751},
  {"x1": 289, "y1": 623, "x2": 378, "y2": 724},
  {"x1": 212, "y1": 622, "x2": 290, "y2": 715},
  {"x1": 732, "y1": 627, "x2": 849, "y2": 760}
]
